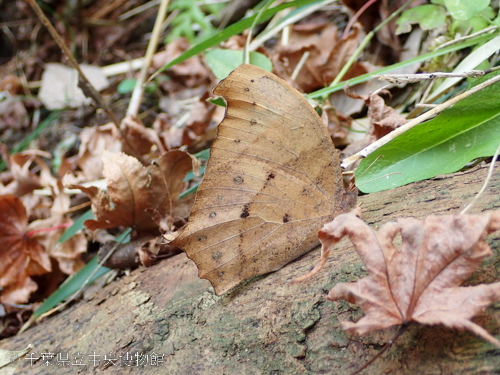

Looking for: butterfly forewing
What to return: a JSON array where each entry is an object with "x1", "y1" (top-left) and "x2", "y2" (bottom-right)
[{"x1": 173, "y1": 64, "x2": 343, "y2": 294}]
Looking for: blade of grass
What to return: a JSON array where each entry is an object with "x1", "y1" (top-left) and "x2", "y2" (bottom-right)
[
  {"x1": 33, "y1": 229, "x2": 131, "y2": 321},
  {"x1": 307, "y1": 31, "x2": 498, "y2": 99},
  {"x1": 0, "y1": 110, "x2": 61, "y2": 171},
  {"x1": 58, "y1": 209, "x2": 94, "y2": 244},
  {"x1": 33, "y1": 256, "x2": 111, "y2": 319},
  {"x1": 149, "y1": 0, "x2": 322, "y2": 80}
]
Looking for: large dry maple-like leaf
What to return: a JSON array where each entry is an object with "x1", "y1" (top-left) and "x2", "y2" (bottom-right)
[
  {"x1": 317, "y1": 210, "x2": 500, "y2": 346},
  {"x1": 0, "y1": 195, "x2": 52, "y2": 303}
]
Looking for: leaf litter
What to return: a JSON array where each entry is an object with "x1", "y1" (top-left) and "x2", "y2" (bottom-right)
[{"x1": 0, "y1": 1, "x2": 499, "y2": 356}]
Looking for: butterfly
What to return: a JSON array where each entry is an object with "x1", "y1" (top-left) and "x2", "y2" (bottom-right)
[{"x1": 172, "y1": 64, "x2": 346, "y2": 295}]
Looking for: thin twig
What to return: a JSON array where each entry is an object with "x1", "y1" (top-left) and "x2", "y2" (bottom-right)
[
  {"x1": 26, "y1": 0, "x2": 120, "y2": 127},
  {"x1": 342, "y1": 73, "x2": 500, "y2": 169},
  {"x1": 461, "y1": 145, "x2": 500, "y2": 214},
  {"x1": 350, "y1": 325, "x2": 407, "y2": 375},
  {"x1": 126, "y1": 0, "x2": 170, "y2": 117},
  {"x1": 373, "y1": 69, "x2": 494, "y2": 85},
  {"x1": 435, "y1": 26, "x2": 498, "y2": 51},
  {"x1": 341, "y1": 0, "x2": 378, "y2": 40},
  {"x1": 291, "y1": 51, "x2": 310, "y2": 81}
]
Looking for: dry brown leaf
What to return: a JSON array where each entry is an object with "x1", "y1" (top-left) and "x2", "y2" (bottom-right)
[
  {"x1": 152, "y1": 38, "x2": 212, "y2": 89},
  {"x1": 27, "y1": 183, "x2": 86, "y2": 275},
  {"x1": 65, "y1": 150, "x2": 196, "y2": 234},
  {"x1": 0, "y1": 195, "x2": 51, "y2": 304},
  {"x1": 0, "y1": 150, "x2": 55, "y2": 197},
  {"x1": 77, "y1": 123, "x2": 122, "y2": 181},
  {"x1": 120, "y1": 116, "x2": 165, "y2": 158},
  {"x1": 154, "y1": 150, "x2": 199, "y2": 225},
  {"x1": 271, "y1": 23, "x2": 362, "y2": 92},
  {"x1": 172, "y1": 64, "x2": 351, "y2": 295},
  {"x1": 316, "y1": 210, "x2": 500, "y2": 346}
]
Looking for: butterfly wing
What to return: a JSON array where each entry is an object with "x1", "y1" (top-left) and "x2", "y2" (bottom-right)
[{"x1": 173, "y1": 64, "x2": 343, "y2": 294}]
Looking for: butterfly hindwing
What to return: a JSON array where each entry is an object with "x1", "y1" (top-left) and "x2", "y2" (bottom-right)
[{"x1": 173, "y1": 64, "x2": 343, "y2": 294}]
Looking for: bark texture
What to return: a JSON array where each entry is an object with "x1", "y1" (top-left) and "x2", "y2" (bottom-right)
[{"x1": 2, "y1": 162, "x2": 500, "y2": 374}]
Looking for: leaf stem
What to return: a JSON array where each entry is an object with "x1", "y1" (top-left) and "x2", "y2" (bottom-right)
[
  {"x1": 350, "y1": 324, "x2": 407, "y2": 375},
  {"x1": 25, "y1": 223, "x2": 72, "y2": 238}
]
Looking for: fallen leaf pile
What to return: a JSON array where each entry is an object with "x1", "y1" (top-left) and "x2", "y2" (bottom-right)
[{"x1": 314, "y1": 210, "x2": 500, "y2": 346}]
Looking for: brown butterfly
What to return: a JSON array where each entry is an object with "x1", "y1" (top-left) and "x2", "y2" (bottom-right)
[{"x1": 172, "y1": 64, "x2": 350, "y2": 294}]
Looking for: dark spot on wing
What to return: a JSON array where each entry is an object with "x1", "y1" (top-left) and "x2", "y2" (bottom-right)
[
  {"x1": 240, "y1": 204, "x2": 250, "y2": 219},
  {"x1": 267, "y1": 173, "x2": 275, "y2": 180},
  {"x1": 283, "y1": 214, "x2": 290, "y2": 223},
  {"x1": 250, "y1": 119, "x2": 257, "y2": 125}
]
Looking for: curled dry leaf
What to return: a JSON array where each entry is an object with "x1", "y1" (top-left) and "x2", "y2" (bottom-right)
[
  {"x1": 315, "y1": 210, "x2": 500, "y2": 347},
  {"x1": 0, "y1": 149, "x2": 55, "y2": 197},
  {"x1": 28, "y1": 183, "x2": 86, "y2": 275},
  {"x1": 65, "y1": 150, "x2": 197, "y2": 234},
  {"x1": 77, "y1": 123, "x2": 122, "y2": 181},
  {"x1": 0, "y1": 195, "x2": 51, "y2": 304}
]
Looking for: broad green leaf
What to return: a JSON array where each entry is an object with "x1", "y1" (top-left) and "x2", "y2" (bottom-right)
[
  {"x1": 205, "y1": 49, "x2": 272, "y2": 80},
  {"x1": 396, "y1": 4, "x2": 447, "y2": 34},
  {"x1": 58, "y1": 209, "x2": 94, "y2": 244},
  {"x1": 356, "y1": 74, "x2": 500, "y2": 193},
  {"x1": 444, "y1": 0, "x2": 489, "y2": 21},
  {"x1": 150, "y1": 0, "x2": 321, "y2": 80}
]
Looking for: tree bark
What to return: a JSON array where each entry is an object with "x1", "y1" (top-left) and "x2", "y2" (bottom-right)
[{"x1": 2, "y1": 162, "x2": 500, "y2": 374}]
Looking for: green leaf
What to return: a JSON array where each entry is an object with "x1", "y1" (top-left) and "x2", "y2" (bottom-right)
[
  {"x1": 150, "y1": 0, "x2": 321, "y2": 80},
  {"x1": 117, "y1": 78, "x2": 137, "y2": 94},
  {"x1": 205, "y1": 49, "x2": 272, "y2": 80},
  {"x1": 0, "y1": 111, "x2": 60, "y2": 171},
  {"x1": 194, "y1": 148, "x2": 210, "y2": 160},
  {"x1": 183, "y1": 165, "x2": 206, "y2": 182},
  {"x1": 33, "y1": 256, "x2": 111, "y2": 319},
  {"x1": 208, "y1": 96, "x2": 226, "y2": 107},
  {"x1": 179, "y1": 181, "x2": 200, "y2": 199},
  {"x1": 35, "y1": 229, "x2": 131, "y2": 319},
  {"x1": 58, "y1": 209, "x2": 94, "y2": 244},
  {"x1": 356, "y1": 74, "x2": 500, "y2": 193},
  {"x1": 396, "y1": 4, "x2": 447, "y2": 34},
  {"x1": 444, "y1": 0, "x2": 489, "y2": 21}
]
